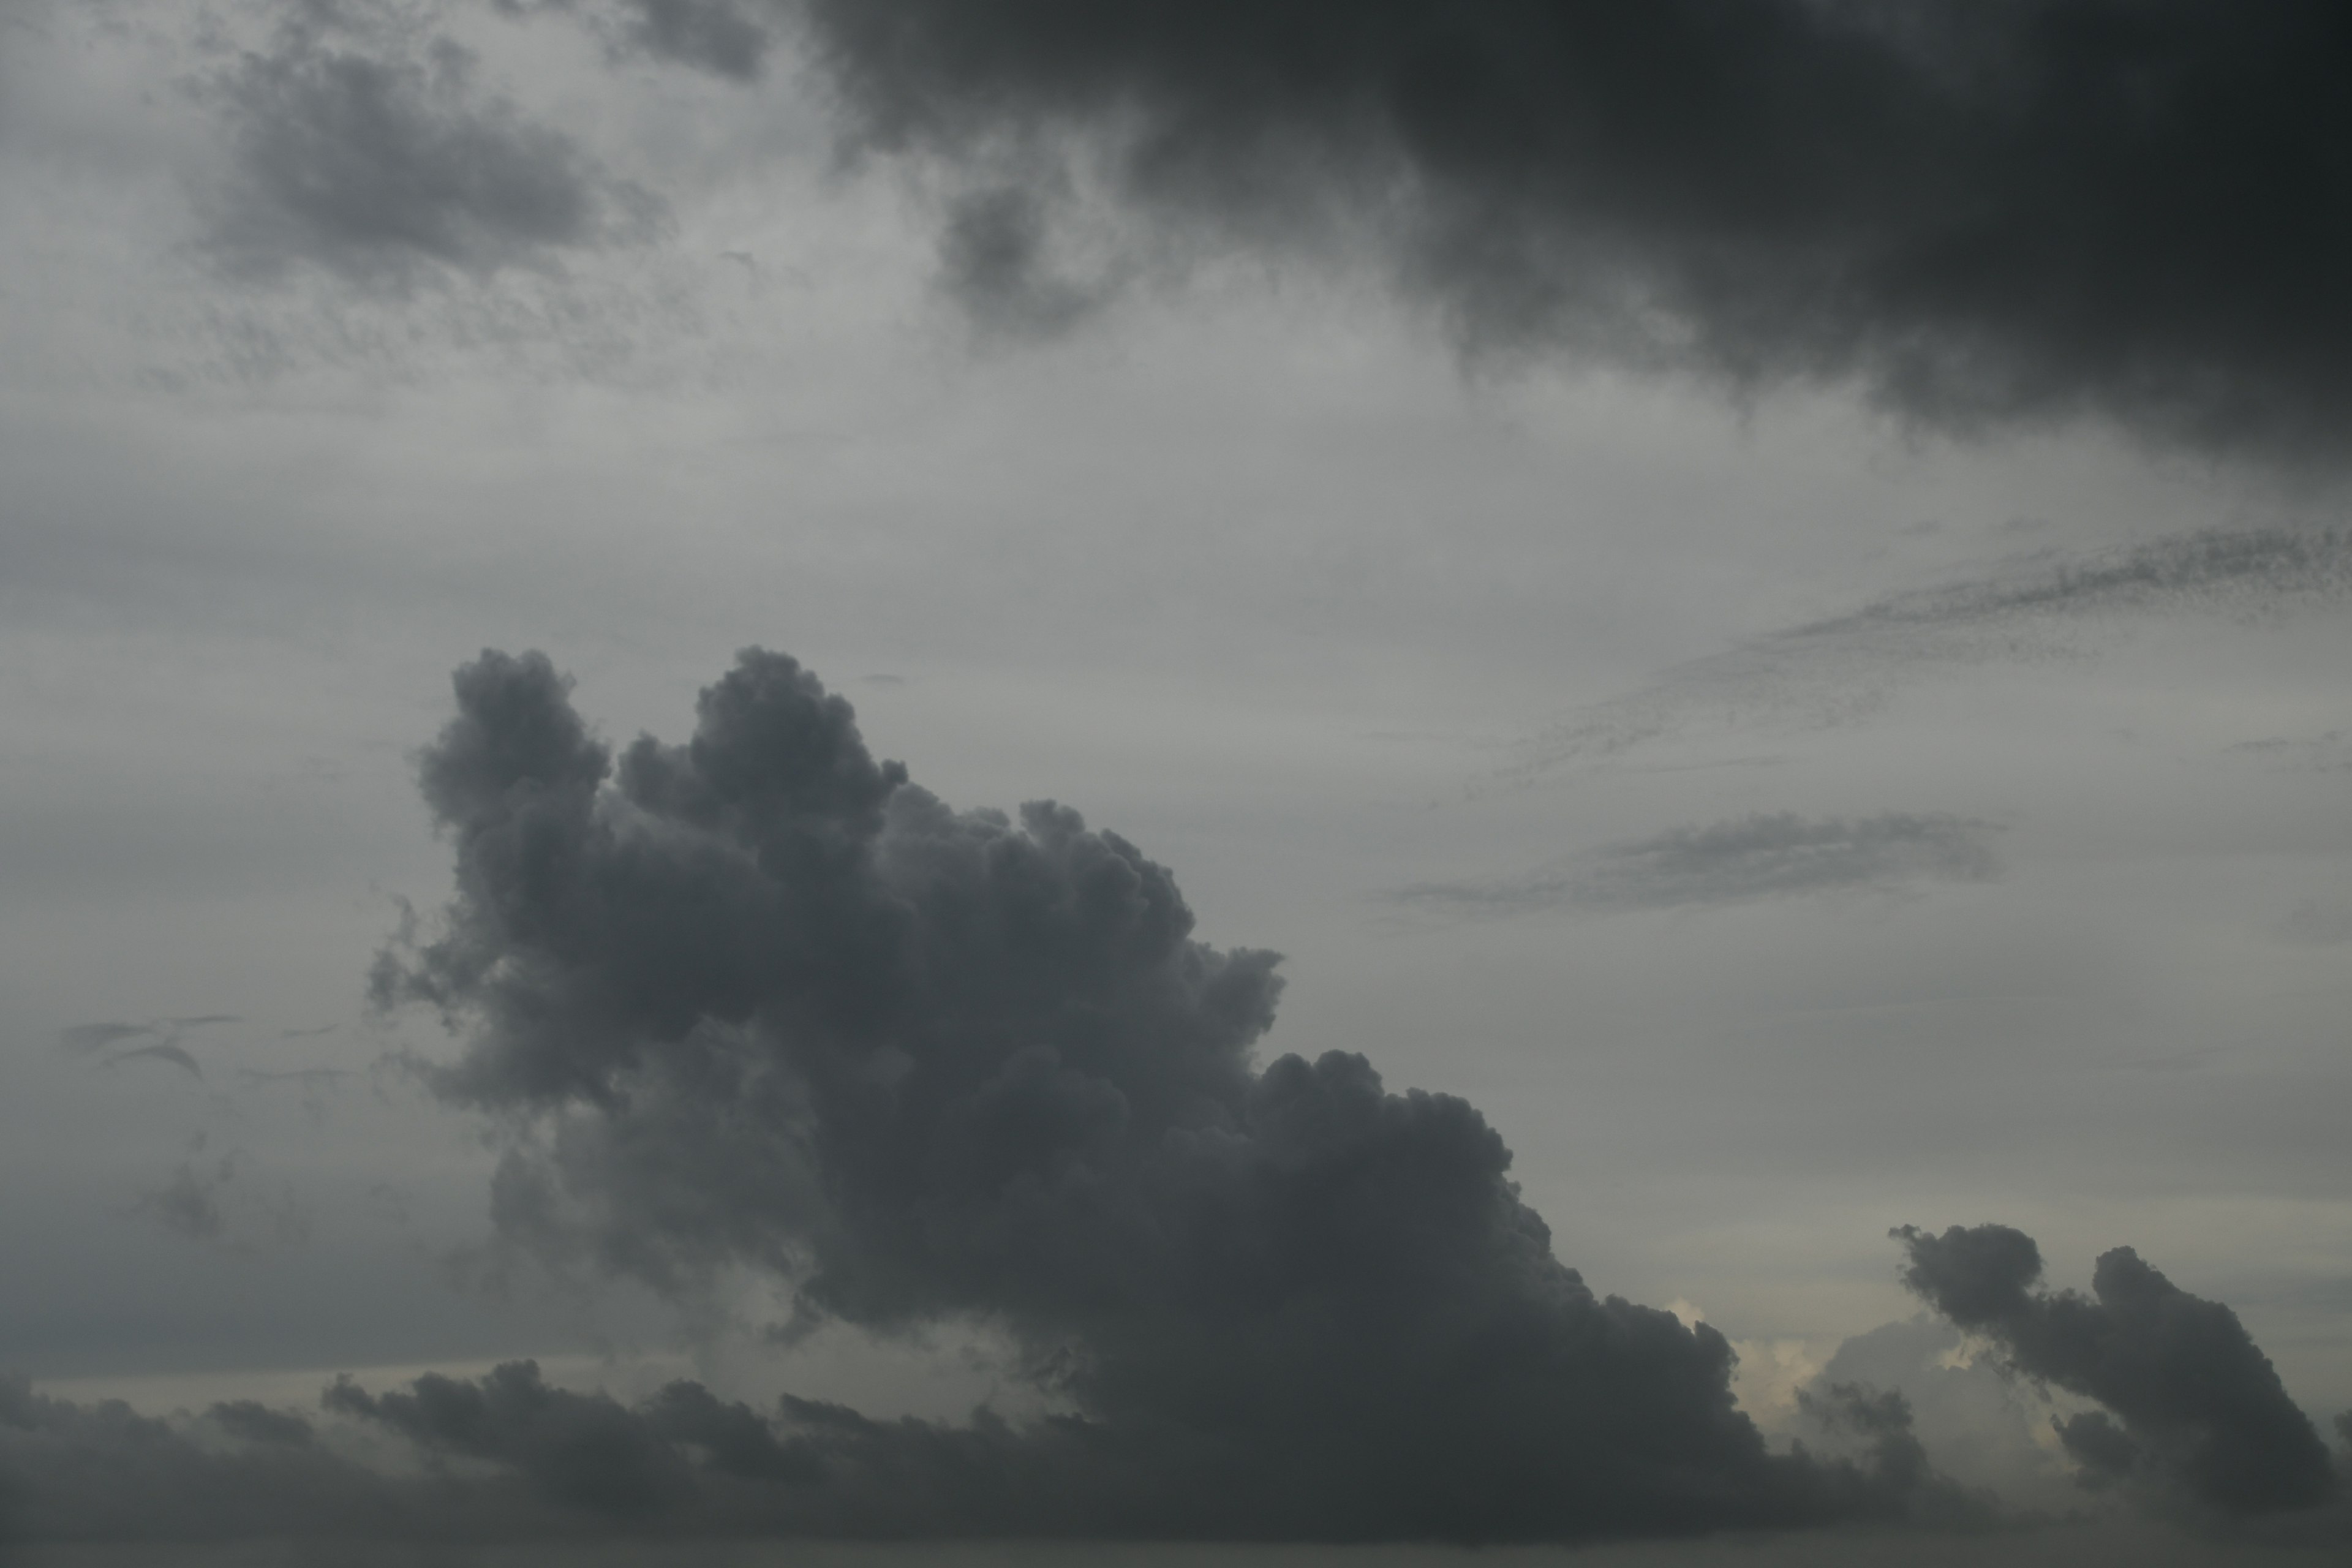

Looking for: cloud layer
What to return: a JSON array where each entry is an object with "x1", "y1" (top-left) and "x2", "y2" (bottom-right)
[{"x1": 764, "y1": 1, "x2": 2352, "y2": 454}]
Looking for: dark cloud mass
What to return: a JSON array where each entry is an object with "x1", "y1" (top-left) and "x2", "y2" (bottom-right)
[
  {"x1": 1896, "y1": 1224, "x2": 2337, "y2": 1515},
  {"x1": 202, "y1": 4, "x2": 666, "y2": 287},
  {"x1": 350, "y1": 647, "x2": 1954, "y2": 1540},
  {"x1": 771, "y1": 0, "x2": 2352, "y2": 453},
  {"x1": 1398, "y1": 811, "x2": 2000, "y2": 916}
]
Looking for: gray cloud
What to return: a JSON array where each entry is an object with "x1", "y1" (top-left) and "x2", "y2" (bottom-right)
[
  {"x1": 136, "y1": 1158, "x2": 230, "y2": 1243},
  {"x1": 0, "y1": 1349, "x2": 1972, "y2": 1545},
  {"x1": 1895, "y1": 1223, "x2": 2337, "y2": 1516},
  {"x1": 937, "y1": 183, "x2": 1118, "y2": 339},
  {"x1": 60, "y1": 1016, "x2": 235, "y2": 1077},
  {"x1": 497, "y1": 0, "x2": 774, "y2": 79},
  {"x1": 57, "y1": 1023, "x2": 154, "y2": 1056},
  {"x1": 760, "y1": 1, "x2": 2352, "y2": 456},
  {"x1": 357, "y1": 647, "x2": 1959, "y2": 1540},
  {"x1": 1397, "y1": 812, "x2": 2000, "y2": 917},
  {"x1": 1520, "y1": 524, "x2": 2352, "y2": 771},
  {"x1": 200, "y1": 2, "x2": 666, "y2": 289},
  {"x1": 622, "y1": 0, "x2": 771, "y2": 79},
  {"x1": 97, "y1": 1042, "x2": 205, "y2": 1080}
]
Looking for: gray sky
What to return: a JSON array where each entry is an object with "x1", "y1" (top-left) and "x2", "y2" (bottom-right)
[{"x1": 2, "y1": 1, "x2": 2349, "y2": 1558}]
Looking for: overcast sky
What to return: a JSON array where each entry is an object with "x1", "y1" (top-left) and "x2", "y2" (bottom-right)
[{"x1": 3, "y1": 2, "x2": 2350, "y2": 1562}]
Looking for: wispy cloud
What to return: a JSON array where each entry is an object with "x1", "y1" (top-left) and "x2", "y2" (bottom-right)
[
  {"x1": 1396, "y1": 812, "x2": 2002, "y2": 917},
  {"x1": 1513, "y1": 526, "x2": 2352, "y2": 774}
]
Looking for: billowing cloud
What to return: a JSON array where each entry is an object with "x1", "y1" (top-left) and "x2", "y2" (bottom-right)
[
  {"x1": 200, "y1": 2, "x2": 666, "y2": 288},
  {"x1": 1519, "y1": 524, "x2": 2352, "y2": 771},
  {"x1": 752, "y1": 1, "x2": 2352, "y2": 455},
  {"x1": 1894, "y1": 1223, "x2": 2337, "y2": 1515},
  {"x1": 1396, "y1": 811, "x2": 2000, "y2": 917},
  {"x1": 356, "y1": 646, "x2": 1956, "y2": 1540}
]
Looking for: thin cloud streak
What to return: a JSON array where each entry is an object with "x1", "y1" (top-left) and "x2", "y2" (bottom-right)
[
  {"x1": 1513, "y1": 524, "x2": 2352, "y2": 775},
  {"x1": 1395, "y1": 812, "x2": 2002, "y2": 918}
]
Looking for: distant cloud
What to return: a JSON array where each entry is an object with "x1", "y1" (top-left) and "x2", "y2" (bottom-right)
[
  {"x1": 1396, "y1": 811, "x2": 2000, "y2": 917},
  {"x1": 2228, "y1": 731, "x2": 2352, "y2": 773},
  {"x1": 136, "y1": 1154, "x2": 230, "y2": 1243},
  {"x1": 57, "y1": 1023, "x2": 154, "y2": 1056},
  {"x1": 2274, "y1": 899, "x2": 2352, "y2": 946},
  {"x1": 58, "y1": 1016, "x2": 235, "y2": 1077},
  {"x1": 1895, "y1": 1223, "x2": 2337, "y2": 1515},
  {"x1": 1518, "y1": 525, "x2": 2352, "y2": 772},
  {"x1": 0, "y1": 1351, "x2": 1961, "y2": 1543},
  {"x1": 198, "y1": 3, "x2": 667, "y2": 289},
  {"x1": 96, "y1": 1042, "x2": 205, "y2": 1080}
]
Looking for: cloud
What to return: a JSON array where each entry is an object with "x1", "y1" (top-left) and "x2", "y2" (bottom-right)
[
  {"x1": 96, "y1": 1042, "x2": 205, "y2": 1080},
  {"x1": 1803, "y1": 1317, "x2": 2077, "y2": 1510},
  {"x1": 360, "y1": 646, "x2": 1956, "y2": 1540},
  {"x1": 1894, "y1": 1223, "x2": 2337, "y2": 1516},
  {"x1": 620, "y1": 0, "x2": 772, "y2": 79},
  {"x1": 1396, "y1": 811, "x2": 2000, "y2": 917},
  {"x1": 1518, "y1": 524, "x2": 2352, "y2": 771},
  {"x1": 59, "y1": 1016, "x2": 235, "y2": 1077},
  {"x1": 136, "y1": 1158, "x2": 229, "y2": 1243},
  {"x1": 771, "y1": 1, "x2": 2352, "y2": 456},
  {"x1": 1, "y1": 1349, "x2": 1978, "y2": 1545},
  {"x1": 499, "y1": 0, "x2": 774, "y2": 80},
  {"x1": 198, "y1": 2, "x2": 667, "y2": 289},
  {"x1": 58, "y1": 1023, "x2": 154, "y2": 1056}
]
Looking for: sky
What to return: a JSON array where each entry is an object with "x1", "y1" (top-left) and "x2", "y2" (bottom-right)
[{"x1": 2, "y1": 1, "x2": 2350, "y2": 1561}]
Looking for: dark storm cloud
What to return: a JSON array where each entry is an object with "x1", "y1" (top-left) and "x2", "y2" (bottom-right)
[
  {"x1": 200, "y1": 2, "x2": 666, "y2": 288},
  {"x1": 1520, "y1": 524, "x2": 2352, "y2": 771},
  {"x1": 0, "y1": 1351, "x2": 1961, "y2": 1545},
  {"x1": 1894, "y1": 1223, "x2": 2337, "y2": 1516},
  {"x1": 357, "y1": 646, "x2": 1960, "y2": 1540},
  {"x1": 769, "y1": 0, "x2": 2352, "y2": 455},
  {"x1": 0, "y1": 1373, "x2": 402, "y2": 1544},
  {"x1": 1396, "y1": 811, "x2": 2000, "y2": 917}
]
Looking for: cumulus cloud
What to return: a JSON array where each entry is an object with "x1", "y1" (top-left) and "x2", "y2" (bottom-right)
[
  {"x1": 355, "y1": 646, "x2": 1957, "y2": 1540},
  {"x1": 750, "y1": 0, "x2": 2352, "y2": 456},
  {"x1": 199, "y1": 2, "x2": 666, "y2": 288},
  {"x1": 1519, "y1": 524, "x2": 2352, "y2": 771},
  {"x1": 1396, "y1": 811, "x2": 2000, "y2": 917},
  {"x1": 1894, "y1": 1223, "x2": 2337, "y2": 1516}
]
